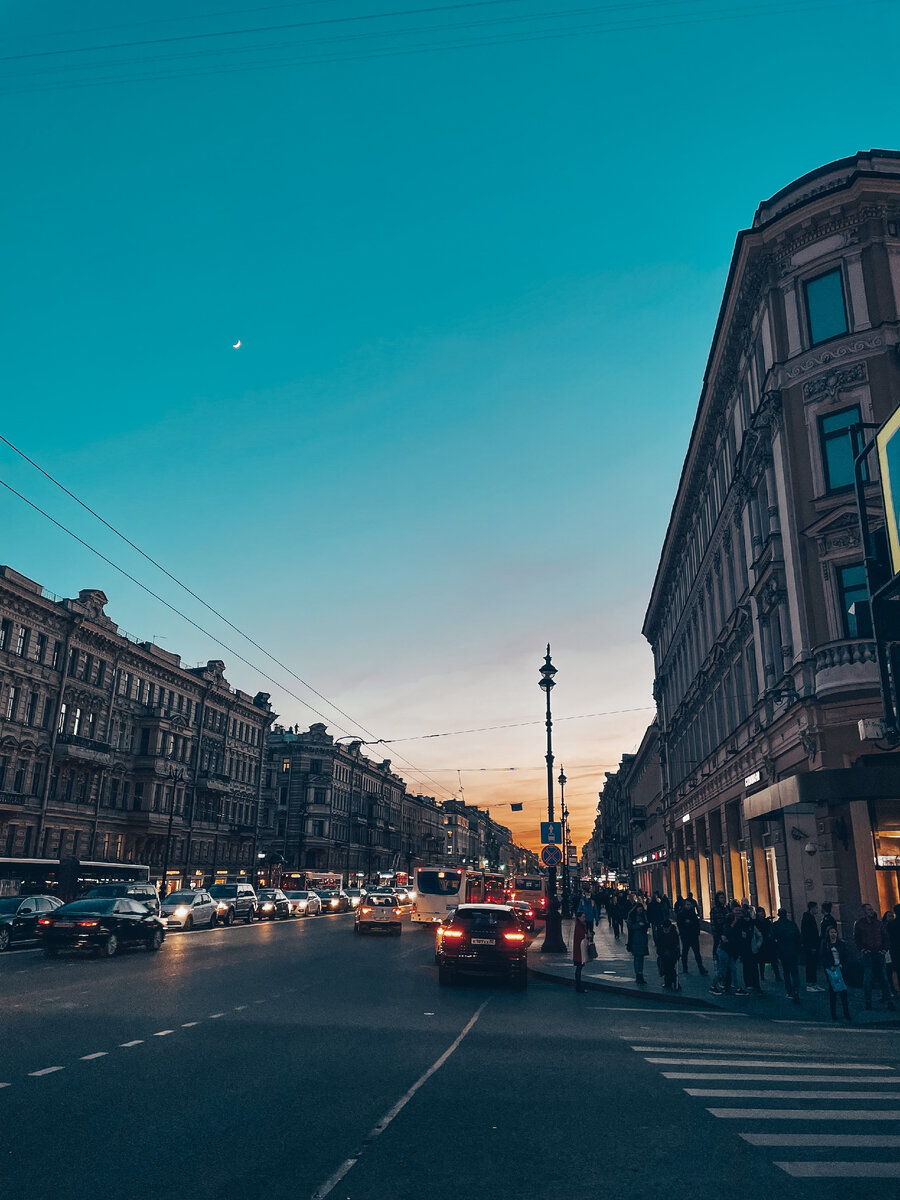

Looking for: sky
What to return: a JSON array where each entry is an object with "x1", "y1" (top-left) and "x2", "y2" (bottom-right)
[{"x1": 2, "y1": 0, "x2": 899, "y2": 854}]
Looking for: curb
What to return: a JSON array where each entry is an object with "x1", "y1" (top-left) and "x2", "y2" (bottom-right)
[{"x1": 527, "y1": 963, "x2": 718, "y2": 1008}]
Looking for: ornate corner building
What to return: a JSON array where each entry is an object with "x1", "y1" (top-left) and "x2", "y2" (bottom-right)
[
  {"x1": 643, "y1": 150, "x2": 900, "y2": 926},
  {"x1": 0, "y1": 565, "x2": 275, "y2": 891}
]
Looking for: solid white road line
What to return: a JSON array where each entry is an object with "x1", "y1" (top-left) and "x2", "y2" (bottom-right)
[
  {"x1": 79, "y1": 1052, "x2": 108, "y2": 1061},
  {"x1": 646, "y1": 1058, "x2": 890, "y2": 1068},
  {"x1": 742, "y1": 1134, "x2": 900, "y2": 1147},
  {"x1": 708, "y1": 1108, "x2": 900, "y2": 1120},
  {"x1": 29, "y1": 1067, "x2": 63, "y2": 1076},
  {"x1": 687, "y1": 1088, "x2": 900, "y2": 1100},
  {"x1": 120, "y1": 1040, "x2": 143, "y2": 1047},
  {"x1": 234, "y1": 1005, "x2": 247, "y2": 1011},
  {"x1": 667, "y1": 1080, "x2": 892, "y2": 1089},
  {"x1": 632, "y1": 1046, "x2": 813, "y2": 1055},
  {"x1": 776, "y1": 1162, "x2": 900, "y2": 1178},
  {"x1": 309, "y1": 999, "x2": 490, "y2": 1200},
  {"x1": 0, "y1": 1083, "x2": 9, "y2": 1089}
]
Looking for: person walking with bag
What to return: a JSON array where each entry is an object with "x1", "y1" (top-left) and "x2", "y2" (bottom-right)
[
  {"x1": 573, "y1": 910, "x2": 589, "y2": 993},
  {"x1": 627, "y1": 895, "x2": 651, "y2": 986},
  {"x1": 823, "y1": 926, "x2": 852, "y2": 1021},
  {"x1": 853, "y1": 903, "x2": 897, "y2": 1012}
]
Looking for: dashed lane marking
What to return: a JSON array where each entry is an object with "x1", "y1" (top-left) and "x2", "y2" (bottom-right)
[
  {"x1": 120, "y1": 1040, "x2": 143, "y2": 1047},
  {"x1": 208, "y1": 1012, "x2": 225, "y2": 1019},
  {"x1": 79, "y1": 1053, "x2": 108, "y2": 1061},
  {"x1": 775, "y1": 1163, "x2": 900, "y2": 1177},
  {"x1": 708, "y1": 1108, "x2": 900, "y2": 1120},
  {"x1": 234, "y1": 1005, "x2": 247, "y2": 1011},
  {"x1": 181, "y1": 1022, "x2": 199, "y2": 1027},
  {"x1": 153, "y1": 1030, "x2": 175, "y2": 1037},
  {"x1": 29, "y1": 1067, "x2": 63, "y2": 1076},
  {"x1": 742, "y1": 1135, "x2": 900, "y2": 1148}
]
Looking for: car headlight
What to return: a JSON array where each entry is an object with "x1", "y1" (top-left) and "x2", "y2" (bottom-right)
[
  {"x1": 174, "y1": 906, "x2": 189, "y2": 919},
  {"x1": 330, "y1": 899, "x2": 339, "y2": 908},
  {"x1": 262, "y1": 902, "x2": 274, "y2": 911},
  {"x1": 216, "y1": 903, "x2": 228, "y2": 912}
]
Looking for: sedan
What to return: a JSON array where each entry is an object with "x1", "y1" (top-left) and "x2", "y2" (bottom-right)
[
  {"x1": 435, "y1": 903, "x2": 527, "y2": 989},
  {"x1": 254, "y1": 889, "x2": 292, "y2": 919},
  {"x1": 37, "y1": 898, "x2": 165, "y2": 957},
  {"x1": 284, "y1": 890, "x2": 321, "y2": 917},
  {"x1": 0, "y1": 895, "x2": 63, "y2": 951},
  {"x1": 316, "y1": 890, "x2": 350, "y2": 913},
  {"x1": 159, "y1": 890, "x2": 218, "y2": 930},
  {"x1": 508, "y1": 900, "x2": 536, "y2": 933}
]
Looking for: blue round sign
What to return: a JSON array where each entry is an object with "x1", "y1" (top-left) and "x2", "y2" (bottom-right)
[{"x1": 540, "y1": 843, "x2": 562, "y2": 867}]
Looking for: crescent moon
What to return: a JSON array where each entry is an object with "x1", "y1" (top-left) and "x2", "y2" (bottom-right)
[{"x1": 233, "y1": 339, "x2": 241, "y2": 349}]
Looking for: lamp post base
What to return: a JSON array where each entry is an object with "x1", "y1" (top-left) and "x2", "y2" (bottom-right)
[{"x1": 539, "y1": 899, "x2": 567, "y2": 954}]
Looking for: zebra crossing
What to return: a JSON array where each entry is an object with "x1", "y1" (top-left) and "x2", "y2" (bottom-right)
[{"x1": 624, "y1": 1038, "x2": 900, "y2": 1178}]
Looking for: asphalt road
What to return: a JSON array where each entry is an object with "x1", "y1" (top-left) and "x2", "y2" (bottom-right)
[{"x1": 2, "y1": 912, "x2": 899, "y2": 1199}]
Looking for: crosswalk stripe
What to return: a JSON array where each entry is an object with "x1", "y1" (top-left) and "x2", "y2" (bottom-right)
[
  {"x1": 631, "y1": 1046, "x2": 799, "y2": 1055},
  {"x1": 741, "y1": 1134, "x2": 900, "y2": 1148},
  {"x1": 775, "y1": 1162, "x2": 900, "y2": 1178},
  {"x1": 687, "y1": 1089, "x2": 900, "y2": 1100},
  {"x1": 665, "y1": 1073, "x2": 894, "y2": 1083},
  {"x1": 708, "y1": 1109, "x2": 900, "y2": 1120},
  {"x1": 645, "y1": 1058, "x2": 889, "y2": 1068}
]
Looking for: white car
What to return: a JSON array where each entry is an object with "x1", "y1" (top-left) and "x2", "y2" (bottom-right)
[
  {"x1": 355, "y1": 895, "x2": 403, "y2": 936},
  {"x1": 284, "y1": 890, "x2": 322, "y2": 917},
  {"x1": 160, "y1": 890, "x2": 218, "y2": 930}
]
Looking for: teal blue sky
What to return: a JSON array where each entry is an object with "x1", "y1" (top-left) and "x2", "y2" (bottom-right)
[{"x1": 3, "y1": 0, "x2": 899, "y2": 847}]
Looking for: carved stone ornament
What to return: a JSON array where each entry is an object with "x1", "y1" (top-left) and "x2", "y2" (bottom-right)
[
  {"x1": 802, "y1": 360, "x2": 868, "y2": 403},
  {"x1": 800, "y1": 730, "x2": 819, "y2": 757},
  {"x1": 786, "y1": 335, "x2": 883, "y2": 383}
]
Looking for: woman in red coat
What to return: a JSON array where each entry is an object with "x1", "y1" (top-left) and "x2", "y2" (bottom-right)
[{"x1": 573, "y1": 910, "x2": 588, "y2": 993}]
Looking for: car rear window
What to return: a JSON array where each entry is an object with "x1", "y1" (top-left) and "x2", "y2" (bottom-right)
[
  {"x1": 452, "y1": 910, "x2": 511, "y2": 929},
  {"x1": 368, "y1": 896, "x2": 394, "y2": 907},
  {"x1": 209, "y1": 886, "x2": 237, "y2": 898},
  {"x1": 58, "y1": 899, "x2": 117, "y2": 914}
]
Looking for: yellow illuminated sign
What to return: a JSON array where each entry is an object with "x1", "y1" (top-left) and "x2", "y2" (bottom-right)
[{"x1": 877, "y1": 405, "x2": 900, "y2": 576}]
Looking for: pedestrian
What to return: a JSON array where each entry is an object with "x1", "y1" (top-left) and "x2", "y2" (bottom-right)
[
  {"x1": 627, "y1": 895, "x2": 651, "y2": 985},
  {"x1": 646, "y1": 892, "x2": 664, "y2": 943},
  {"x1": 736, "y1": 901, "x2": 762, "y2": 994},
  {"x1": 820, "y1": 901, "x2": 837, "y2": 943},
  {"x1": 676, "y1": 893, "x2": 707, "y2": 974},
  {"x1": 656, "y1": 915, "x2": 681, "y2": 990},
  {"x1": 709, "y1": 909, "x2": 737, "y2": 996},
  {"x1": 801, "y1": 901, "x2": 823, "y2": 992},
  {"x1": 576, "y1": 890, "x2": 597, "y2": 933},
  {"x1": 853, "y1": 903, "x2": 897, "y2": 1011},
  {"x1": 773, "y1": 908, "x2": 802, "y2": 1003},
  {"x1": 755, "y1": 905, "x2": 781, "y2": 983},
  {"x1": 710, "y1": 890, "x2": 729, "y2": 961},
  {"x1": 886, "y1": 905, "x2": 900, "y2": 994},
  {"x1": 573, "y1": 910, "x2": 589, "y2": 993},
  {"x1": 612, "y1": 891, "x2": 628, "y2": 941},
  {"x1": 822, "y1": 926, "x2": 852, "y2": 1022}
]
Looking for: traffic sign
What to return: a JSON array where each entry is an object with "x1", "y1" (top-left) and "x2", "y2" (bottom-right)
[
  {"x1": 541, "y1": 821, "x2": 562, "y2": 844},
  {"x1": 540, "y1": 843, "x2": 562, "y2": 868}
]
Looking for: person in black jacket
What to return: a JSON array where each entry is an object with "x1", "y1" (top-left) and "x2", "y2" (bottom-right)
[
  {"x1": 800, "y1": 901, "x2": 823, "y2": 992},
  {"x1": 773, "y1": 908, "x2": 802, "y2": 1003},
  {"x1": 710, "y1": 891, "x2": 729, "y2": 961},
  {"x1": 656, "y1": 916, "x2": 681, "y2": 990},
  {"x1": 822, "y1": 926, "x2": 852, "y2": 1021},
  {"x1": 676, "y1": 893, "x2": 707, "y2": 974}
]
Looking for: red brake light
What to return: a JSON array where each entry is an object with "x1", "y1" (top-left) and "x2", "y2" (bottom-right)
[
  {"x1": 37, "y1": 917, "x2": 52, "y2": 926},
  {"x1": 77, "y1": 919, "x2": 100, "y2": 928},
  {"x1": 393, "y1": 908, "x2": 403, "y2": 916},
  {"x1": 525, "y1": 909, "x2": 534, "y2": 918},
  {"x1": 504, "y1": 931, "x2": 526, "y2": 943},
  {"x1": 440, "y1": 928, "x2": 464, "y2": 939},
  {"x1": 360, "y1": 907, "x2": 372, "y2": 914}
]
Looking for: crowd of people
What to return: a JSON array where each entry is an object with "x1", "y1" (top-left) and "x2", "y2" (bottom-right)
[{"x1": 570, "y1": 885, "x2": 900, "y2": 1021}]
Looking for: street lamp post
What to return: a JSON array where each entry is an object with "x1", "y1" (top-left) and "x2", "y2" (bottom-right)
[
  {"x1": 559, "y1": 766, "x2": 571, "y2": 918},
  {"x1": 160, "y1": 765, "x2": 184, "y2": 898},
  {"x1": 539, "y1": 645, "x2": 567, "y2": 953}
]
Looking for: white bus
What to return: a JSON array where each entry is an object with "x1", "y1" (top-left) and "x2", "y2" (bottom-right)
[
  {"x1": 411, "y1": 866, "x2": 508, "y2": 924},
  {"x1": 510, "y1": 874, "x2": 549, "y2": 919}
]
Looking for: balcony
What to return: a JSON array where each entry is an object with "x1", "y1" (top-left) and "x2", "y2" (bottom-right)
[
  {"x1": 813, "y1": 638, "x2": 878, "y2": 698},
  {"x1": 0, "y1": 790, "x2": 42, "y2": 812},
  {"x1": 55, "y1": 733, "x2": 112, "y2": 765},
  {"x1": 196, "y1": 771, "x2": 231, "y2": 793}
]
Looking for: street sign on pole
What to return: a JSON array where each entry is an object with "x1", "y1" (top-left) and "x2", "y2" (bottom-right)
[
  {"x1": 540, "y1": 843, "x2": 562, "y2": 868},
  {"x1": 541, "y1": 821, "x2": 562, "y2": 844},
  {"x1": 877, "y1": 406, "x2": 900, "y2": 576}
]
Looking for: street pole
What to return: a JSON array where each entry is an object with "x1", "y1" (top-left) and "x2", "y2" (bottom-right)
[
  {"x1": 161, "y1": 766, "x2": 183, "y2": 897},
  {"x1": 539, "y1": 646, "x2": 566, "y2": 953},
  {"x1": 559, "y1": 766, "x2": 571, "y2": 918}
]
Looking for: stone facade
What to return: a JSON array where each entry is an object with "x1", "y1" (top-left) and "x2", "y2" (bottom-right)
[
  {"x1": 643, "y1": 150, "x2": 900, "y2": 932},
  {"x1": 0, "y1": 565, "x2": 275, "y2": 893}
]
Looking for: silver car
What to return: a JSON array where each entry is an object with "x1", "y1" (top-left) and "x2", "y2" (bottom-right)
[
  {"x1": 284, "y1": 890, "x2": 322, "y2": 917},
  {"x1": 160, "y1": 890, "x2": 218, "y2": 930}
]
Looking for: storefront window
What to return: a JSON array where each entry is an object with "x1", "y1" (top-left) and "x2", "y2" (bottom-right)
[{"x1": 873, "y1": 800, "x2": 900, "y2": 912}]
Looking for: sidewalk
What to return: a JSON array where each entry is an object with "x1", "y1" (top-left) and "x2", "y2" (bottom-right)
[{"x1": 527, "y1": 914, "x2": 900, "y2": 1026}]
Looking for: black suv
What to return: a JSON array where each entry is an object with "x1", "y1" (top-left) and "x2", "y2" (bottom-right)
[
  {"x1": 208, "y1": 883, "x2": 257, "y2": 925},
  {"x1": 435, "y1": 904, "x2": 528, "y2": 989}
]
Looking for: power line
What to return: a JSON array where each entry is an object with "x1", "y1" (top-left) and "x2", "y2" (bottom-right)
[
  {"x1": 0, "y1": 470, "x2": 458, "y2": 801},
  {"x1": 369, "y1": 706, "x2": 654, "y2": 742}
]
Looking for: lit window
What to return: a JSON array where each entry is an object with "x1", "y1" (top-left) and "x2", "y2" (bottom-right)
[{"x1": 805, "y1": 269, "x2": 848, "y2": 345}]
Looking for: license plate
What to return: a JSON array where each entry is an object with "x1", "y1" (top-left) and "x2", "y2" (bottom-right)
[
  {"x1": 54, "y1": 921, "x2": 74, "y2": 929},
  {"x1": 471, "y1": 937, "x2": 494, "y2": 946}
]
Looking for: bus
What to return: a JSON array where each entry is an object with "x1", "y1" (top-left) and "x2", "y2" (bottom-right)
[
  {"x1": 0, "y1": 857, "x2": 151, "y2": 901},
  {"x1": 510, "y1": 874, "x2": 549, "y2": 918},
  {"x1": 412, "y1": 867, "x2": 510, "y2": 924}
]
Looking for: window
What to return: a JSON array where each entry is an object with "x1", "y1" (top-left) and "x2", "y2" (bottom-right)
[
  {"x1": 33, "y1": 633, "x2": 46, "y2": 663},
  {"x1": 838, "y1": 564, "x2": 872, "y2": 638},
  {"x1": 5, "y1": 687, "x2": 18, "y2": 721},
  {"x1": 73, "y1": 707, "x2": 82, "y2": 736},
  {"x1": 51, "y1": 640, "x2": 62, "y2": 670},
  {"x1": 96, "y1": 659, "x2": 105, "y2": 687},
  {"x1": 820, "y1": 406, "x2": 864, "y2": 492},
  {"x1": 805, "y1": 269, "x2": 848, "y2": 345},
  {"x1": 310, "y1": 759, "x2": 322, "y2": 775},
  {"x1": 15, "y1": 626, "x2": 28, "y2": 656},
  {"x1": 282, "y1": 758, "x2": 290, "y2": 773},
  {"x1": 26, "y1": 691, "x2": 38, "y2": 726},
  {"x1": 0, "y1": 619, "x2": 11, "y2": 650}
]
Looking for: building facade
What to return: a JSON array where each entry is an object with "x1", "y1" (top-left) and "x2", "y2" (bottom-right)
[
  {"x1": 0, "y1": 565, "x2": 275, "y2": 893},
  {"x1": 261, "y1": 724, "x2": 531, "y2": 883},
  {"x1": 643, "y1": 150, "x2": 900, "y2": 930},
  {"x1": 625, "y1": 723, "x2": 668, "y2": 898}
]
